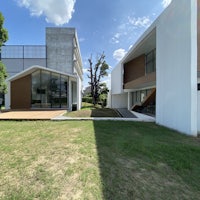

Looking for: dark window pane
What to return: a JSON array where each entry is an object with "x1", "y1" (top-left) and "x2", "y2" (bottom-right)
[
  {"x1": 41, "y1": 70, "x2": 51, "y2": 108},
  {"x1": 61, "y1": 75, "x2": 68, "y2": 108},
  {"x1": 51, "y1": 73, "x2": 61, "y2": 108},
  {"x1": 146, "y1": 49, "x2": 156, "y2": 74},
  {"x1": 32, "y1": 70, "x2": 41, "y2": 108}
]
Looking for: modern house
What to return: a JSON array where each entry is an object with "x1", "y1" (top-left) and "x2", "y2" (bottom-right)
[
  {"x1": 2, "y1": 28, "x2": 83, "y2": 111},
  {"x1": 110, "y1": 0, "x2": 200, "y2": 136}
]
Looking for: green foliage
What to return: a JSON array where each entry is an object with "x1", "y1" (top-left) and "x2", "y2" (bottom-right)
[
  {"x1": 88, "y1": 53, "x2": 109, "y2": 105},
  {"x1": 0, "y1": 61, "x2": 7, "y2": 93},
  {"x1": 0, "y1": 12, "x2": 8, "y2": 94},
  {"x1": 0, "y1": 12, "x2": 8, "y2": 46},
  {"x1": 99, "y1": 83, "x2": 109, "y2": 107},
  {"x1": 82, "y1": 96, "x2": 93, "y2": 104}
]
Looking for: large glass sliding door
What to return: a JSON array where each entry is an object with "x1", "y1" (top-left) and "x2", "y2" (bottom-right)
[
  {"x1": 32, "y1": 70, "x2": 41, "y2": 108},
  {"x1": 60, "y1": 75, "x2": 68, "y2": 108},
  {"x1": 31, "y1": 69, "x2": 70, "y2": 109},
  {"x1": 50, "y1": 73, "x2": 61, "y2": 108},
  {"x1": 41, "y1": 70, "x2": 51, "y2": 108}
]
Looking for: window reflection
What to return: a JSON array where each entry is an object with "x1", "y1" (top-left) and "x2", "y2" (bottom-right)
[{"x1": 31, "y1": 70, "x2": 69, "y2": 108}]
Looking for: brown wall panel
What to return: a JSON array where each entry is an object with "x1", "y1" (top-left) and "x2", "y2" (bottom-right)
[
  {"x1": 124, "y1": 72, "x2": 156, "y2": 90},
  {"x1": 11, "y1": 75, "x2": 31, "y2": 109},
  {"x1": 124, "y1": 55, "x2": 145, "y2": 84}
]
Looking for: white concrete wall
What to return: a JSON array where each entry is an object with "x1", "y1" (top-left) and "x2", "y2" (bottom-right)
[
  {"x1": 156, "y1": 0, "x2": 197, "y2": 135},
  {"x1": 110, "y1": 61, "x2": 128, "y2": 109},
  {"x1": 111, "y1": 93, "x2": 128, "y2": 109},
  {"x1": 111, "y1": 62, "x2": 123, "y2": 95},
  {"x1": 77, "y1": 75, "x2": 82, "y2": 110},
  {"x1": 46, "y1": 28, "x2": 75, "y2": 74},
  {"x1": 198, "y1": 91, "x2": 200, "y2": 133},
  {"x1": 5, "y1": 81, "x2": 10, "y2": 109}
]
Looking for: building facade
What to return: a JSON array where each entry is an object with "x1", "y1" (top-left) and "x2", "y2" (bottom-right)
[
  {"x1": 2, "y1": 28, "x2": 83, "y2": 111},
  {"x1": 110, "y1": 0, "x2": 199, "y2": 136}
]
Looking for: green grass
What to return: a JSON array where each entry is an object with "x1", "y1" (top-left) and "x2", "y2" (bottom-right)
[
  {"x1": 0, "y1": 121, "x2": 200, "y2": 199},
  {"x1": 65, "y1": 102, "x2": 120, "y2": 117}
]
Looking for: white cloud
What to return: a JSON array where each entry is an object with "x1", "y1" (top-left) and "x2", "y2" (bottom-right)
[
  {"x1": 15, "y1": 0, "x2": 76, "y2": 25},
  {"x1": 79, "y1": 38, "x2": 85, "y2": 43},
  {"x1": 110, "y1": 15, "x2": 153, "y2": 45},
  {"x1": 128, "y1": 16, "x2": 152, "y2": 28},
  {"x1": 113, "y1": 48, "x2": 127, "y2": 61},
  {"x1": 111, "y1": 33, "x2": 121, "y2": 44},
  {"x1": 83, "y1": 68, "x2": 88, "y2": 74},
  {"x1": 129, "y1": 45, "x2": 133, "y2": 50},
  {"x1": 162, "y1": 0, "x2": 172, "y2": 8}
]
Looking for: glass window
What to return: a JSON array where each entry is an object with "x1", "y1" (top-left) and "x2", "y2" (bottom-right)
[
  {"x1": 136, "y1": 91, "x2": 140, "y2": 103},
  {"x1": 51, "y1": 73, "x2": 61, "y2": 108},
  {"x1": 31, "y1": 70, "x2": 71, "y2": 109},
  {"x1": 40, "y1": 70, "x2": 51, "y2": 108},
  {"x1": 32, "y1": 70, "x2": 41, "y2": 108},
  {"x1": 145, "y1": 49, "x2": 156, "y2": 74},
  {"x1": 60, "y1": 75, "x2": 68, "y2": 108},
  {"x1": 72, "y1": 81, "x2": 77, "y2": 104}
]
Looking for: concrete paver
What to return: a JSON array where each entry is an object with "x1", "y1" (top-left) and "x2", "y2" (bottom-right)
[
  {"x1": 0, "y1": 110, "x2": 67, "y2": 120},
  {"x1": 52, "y1": 116, "x2": 155, "y2": 122},
  {"x1": 0, "y1": 110, "x2": 155, "y2": 122}
]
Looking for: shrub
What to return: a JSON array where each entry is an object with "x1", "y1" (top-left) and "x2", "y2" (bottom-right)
[{"x1": 82, "y1": 96, "x2": 93, "y2": 104}]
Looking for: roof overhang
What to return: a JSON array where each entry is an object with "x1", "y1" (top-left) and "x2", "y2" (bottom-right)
[
  {"x1": 121, "y1": 22, "x2": 157, "y2": 65},
  {"x1": 7, "y1": 65, "x2": 77, "y2": 82}
]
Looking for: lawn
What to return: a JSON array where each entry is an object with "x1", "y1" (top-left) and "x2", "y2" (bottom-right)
[
  {"x1": 0, "y1": 121, "x2": 200, "y2": 199},
  {"x1": 65, "y1": 102, "x2": 120, "y2": 118}
]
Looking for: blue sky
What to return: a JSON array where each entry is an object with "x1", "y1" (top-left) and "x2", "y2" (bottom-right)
[{"x1": 0, "y1": 0, "x2": 171, "y2": 88}]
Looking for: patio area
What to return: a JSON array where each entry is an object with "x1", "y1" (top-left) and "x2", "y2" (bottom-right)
[{"x1": 0, "y1": 110, "x2": 67, "y2": 120}]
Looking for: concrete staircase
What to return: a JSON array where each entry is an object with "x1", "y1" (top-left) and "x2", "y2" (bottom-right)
[{"x1": 117, "y1": 108, "x2": 137, "y2": 118}]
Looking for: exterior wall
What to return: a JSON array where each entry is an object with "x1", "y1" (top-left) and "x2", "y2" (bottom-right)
[
  {"x1": 198, "y1": 0, "x2": 200, "y2": 72},
  {"x1": 11, "y1": 75, "x2": 31, "y2": 109},
  {"x1": 46, "y1": 28, "x2": 75, "y2": 74},
  {"x1": 2, "y1": 58, "x2": 24, "y2": 77},
  {"x1": 124, "y1": 72, "x2": 156, "y2": 90},
  {"x1": 23, "y1": 59, "x2": 46, "y2": 70},
  {"x1": 111, "y1": 62, "x2": 123, "y2": 95},
  {"x1": 198, "y1": 91, "x2": 200, "y2": 132},
  {"x1": 124, "y1": 54, "x2": 145, "y2": 84},
  {"x1": 2, "y1": 58, "x2": 46, "y2": 77},
  {"x1": 111, "y1": 93, "x2": 128, "y2": 109},
  {"x1": 156, "y1": 0, "x2": 197, "y2": 135},
  {"x1": 5, "y1": 81, "x2": 10, "y2": 109},
  {"x1": 77, "y1": 75, "x2": 82, "y2": 110}
]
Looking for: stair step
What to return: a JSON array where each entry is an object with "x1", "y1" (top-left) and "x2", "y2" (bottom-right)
[{"x1": 117, "y1": 108, "x2": 137, "y2": 118}]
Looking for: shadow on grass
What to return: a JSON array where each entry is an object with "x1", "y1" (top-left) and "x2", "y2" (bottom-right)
[
  {"x1": 90, "y1": 108, "x2": 120, "y2": 117},
  {"x1": 93, "y1": 121, "x2": 200, "y2": 199}
]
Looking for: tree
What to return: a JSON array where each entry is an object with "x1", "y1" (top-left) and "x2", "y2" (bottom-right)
[
  {"x1": 88, "y1": 53, "x2": 109, "y2": 105},
  {"x1": 99, "y1": 82, "x2": 109, "y2": 107},
  {"x1": 0, "y1": 12, "x2": 8, "y2": 94}
]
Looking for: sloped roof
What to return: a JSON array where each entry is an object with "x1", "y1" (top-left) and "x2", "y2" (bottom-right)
[{"x1": 7, "y1": 65, "x2": 77, "y2": 82}]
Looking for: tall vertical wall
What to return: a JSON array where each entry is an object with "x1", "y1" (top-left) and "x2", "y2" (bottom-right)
[
  {"x1": 156, "y1": 0, "x2": 197, "y2": 135},
  {"x1": 46, "y1": 28, "x2": 75, "y2": 74},
  {"x1": 110, "y1": 62, "x2": 128, "y2": 108},
  {"x1": 11, "y1": 75, "x2": 31, "y2": 109},
  {"x1": 197, "y1": 0, "x2": 200, "y2": 72}
]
